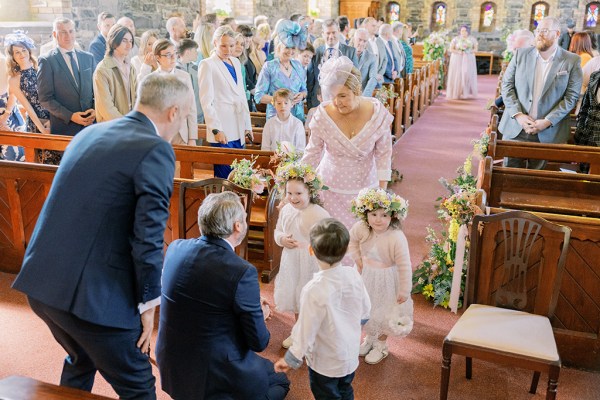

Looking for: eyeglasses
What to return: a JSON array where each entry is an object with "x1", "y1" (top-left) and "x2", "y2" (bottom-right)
[
  {"x1": 158, "y1": 52, "x2": 177, "y2": 59},
  {"x1": 534, "y1": 28, "x2": 558, "y2": 36}
]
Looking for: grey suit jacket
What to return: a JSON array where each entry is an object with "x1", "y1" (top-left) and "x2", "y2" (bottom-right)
[
  {"x1": 37, "y1": 48, "x2": 96, "y2": 136},
  {"x1": 499, "y1": 46, "x2": 583, "y2": 144},
  {"x1": 307, "y1": 43, "x2": 358, "y2": 108},
  {"x1": 357, "y1": 49, "x2": 378, "y2": 97},
  {"x1": 373, "y1": 37, "x2": 388, "y2": 79}
]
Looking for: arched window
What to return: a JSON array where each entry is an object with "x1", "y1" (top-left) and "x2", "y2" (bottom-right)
[
  {"x1": 430, "y1": 2, "x2": 447, "y2": 32},
  {"x1": 387, "y1": 2, "x2": 401, "y2": 22},
  {"x1": 585, "y1": 2, "x2": 600, "y2": 31},
  {"x1": 479, "y1": 2, "x2": 496, "y2": 32},
  {"x1": 530, "y1": 2, "x2": 549, "y2": 31}
]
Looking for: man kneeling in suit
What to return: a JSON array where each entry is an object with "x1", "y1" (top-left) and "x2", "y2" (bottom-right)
[{"x1": 157, "y1": 192, "x2": 290, "y2": 400}]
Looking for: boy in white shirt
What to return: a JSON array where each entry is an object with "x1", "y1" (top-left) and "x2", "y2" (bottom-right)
[
  {"x1": 261, "y1": 88, "x2": 306, "y2": 151},
  {"x1": 275, "y1": 218, "x2": 371, "y2": 400}
]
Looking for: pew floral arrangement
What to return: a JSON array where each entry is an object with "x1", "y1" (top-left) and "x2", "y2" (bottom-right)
[
  {"x1": 229, "y1": 156, "x2": 271, "y2": 195},
  {"x1": 423, "y1": 30, "x2": 449, "y2": 89},
  {"x1": 472, "y1": 128, "x2": 491, "y2": 159},
  {"x1": 374, "y1": 84, "x2": 398, "y2": 109},
  {"x1": 412, "y1": 156, "x2": 482, "y2": 309}
]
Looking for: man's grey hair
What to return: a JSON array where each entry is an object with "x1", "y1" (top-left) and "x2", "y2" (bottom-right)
[
  {"x1": 166, "y1": 17, "x2": 184, "y2": 33},
  {"x1": 198, "y1": 192, "x2": 245, "y2": 238},
  {"x1": 53, "y1": 17, "x2": 75, "y2": 32},
  {"x1": 212, "y1": 25, "x2": 236, "y2": 44},
  {"x1": 136, "y1": 73, "x2": 190, "y2": 112},
  {"x1": 254, "y1": 15, "x2": 269, "y2": 27},
  {"x1": 513, "y1": 29, "x2": 535, "y2": 46},
  {"x1": 379, "y1": 23, "x2": 392, "y2": 37},
  {"x1": 391, "y1": 21, "x2": 404, "y2": 33},
  {"x1": 541, "y1": 16, "x2": 561, "y2": 31},
  {"x1": 323, "y1": 19, "x2": 340, "y2": 31}
]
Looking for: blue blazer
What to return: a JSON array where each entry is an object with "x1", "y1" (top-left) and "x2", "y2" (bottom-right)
[
  {"x1": 307, "y1": 43, "x2": 358, "y2": 109},
  {"x1": 383, "y1": 40, "x2": 402, "y2": 83},
  {"x1": 89, "y1": 34, "x2": 106, "y2": 65},
  {"x1": 13, "y1": 111, "x2": 175, "y2": 329},
  {"x1": 37, "y1": 48, "x2": 96, "y2": 136},
  {"x1": 157, "y1": 236, "x2": 271, "y2": 400}
]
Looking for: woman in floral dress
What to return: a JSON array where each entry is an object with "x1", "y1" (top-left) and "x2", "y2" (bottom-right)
[{"x1": 446, "y1": 26, "x2": 478, "y2": 100}]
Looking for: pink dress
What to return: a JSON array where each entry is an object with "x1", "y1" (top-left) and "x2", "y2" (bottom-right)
[
  {"x1": 302, "y1": 98, "x2": 393, "y2": 229},
  {"x1": 446, "y1": 36, "x2": 478, "y2": 100}
]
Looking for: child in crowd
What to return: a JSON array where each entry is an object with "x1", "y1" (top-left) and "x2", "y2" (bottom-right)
[
  {"x1": 261, "y1": 88, "x2": 306, "y2": 151},
  {"x1": 275, "y1": 218, "x2": 370, "y2": 399},
  {"x1": 273, "y1": 162, "x2": 330, "y2": 349},
  {"x1": 176, "y1": 38, "x2": 204, "y2": 124},
  {"x1": 348, "y1": 188, "x2": 412, "y2": 364},
  {"x1": 296, "y1": 42, "x2": 315, "y2": 69}
]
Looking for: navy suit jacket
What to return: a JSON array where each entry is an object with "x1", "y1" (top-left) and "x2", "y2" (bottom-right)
[
  {"x1": 157, "y1": 236, "x2": 271, "y2": 400},
  {"x1": 307, "y1": 43, "x2": 358, "y2": 108},
  {"x1": 13, "y1": 111, "x2": 175, "y2": 329},
  {"x1": 89, "y1": 34, "x2": 106, "y2": 65},
  {"x1": 37, "y1": 48, "x2": 96, "y2": 136}
]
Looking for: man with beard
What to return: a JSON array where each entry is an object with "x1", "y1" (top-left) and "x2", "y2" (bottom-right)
[{"x1": 499, "y1": 16, "x2": 582, "y2": 169}]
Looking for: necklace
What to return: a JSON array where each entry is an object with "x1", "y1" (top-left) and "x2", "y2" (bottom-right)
[
  {"x1": 281, "y1": 62, "x2": 291, "y2": 72},
  {"x1": 338, "y1": 101, "x2": 361, "y2": 139}
]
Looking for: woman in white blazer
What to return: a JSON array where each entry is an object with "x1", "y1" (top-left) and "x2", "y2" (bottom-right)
[
  {"x1": 138, "y1": 38, "x2": 197, "y2": 145},
  {"x1": 198, "y1": 26, "x2": 253, "y2": 178}
]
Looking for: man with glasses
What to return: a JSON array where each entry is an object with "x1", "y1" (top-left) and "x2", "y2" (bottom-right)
[{"x1": 499, "y1": 16, "x2": 582, "y2": 169}]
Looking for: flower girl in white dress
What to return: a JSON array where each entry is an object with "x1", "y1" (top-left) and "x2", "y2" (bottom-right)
[
  {"x1": 274, "y1": 162, "x2": 330, "y2": 348},
  {"x1": 348, "y1": 188, "x2": 412, "y2": 364}
]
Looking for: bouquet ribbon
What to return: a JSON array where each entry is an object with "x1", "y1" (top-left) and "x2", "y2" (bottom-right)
[{"x1": 449, "y1": 224, "x2": 469, "y2": 313}]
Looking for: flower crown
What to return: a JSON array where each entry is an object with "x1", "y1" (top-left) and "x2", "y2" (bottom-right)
[
  {"x1": 275, "y1": 161, "x2": 327, "y2": 201},
  {"x1": 351, "y1": 188, "x2": 409, "y2": 223},
  {"x1": 4, "y1": 30, "x2": 35, "y2": 50},
  {"x1": 229, "y1": 156, "x2": 269, "y2": 195}
]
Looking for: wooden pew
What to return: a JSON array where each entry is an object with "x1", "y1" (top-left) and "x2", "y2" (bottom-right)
[
  {"x1": 477, "y1": 156, "x2": 600, "y2": 217},
  {"x1": 487, "y1": 132, "x2": 600, "y2": 175},
  {"x1": 0, "y1": 375, "x2": 113, "y2": 400}
]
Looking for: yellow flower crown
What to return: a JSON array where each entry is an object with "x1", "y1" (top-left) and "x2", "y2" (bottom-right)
[
  {"x1": 274, "y1": 161, "x2": 327, "y2": 201},
  {"x1": 351, "y1": 188, "x2": 409, "y2": 223}
]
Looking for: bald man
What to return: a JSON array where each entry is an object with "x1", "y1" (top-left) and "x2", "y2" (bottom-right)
[{"x1": 166, "y1": 17, "x2": 187, "y2": 46}]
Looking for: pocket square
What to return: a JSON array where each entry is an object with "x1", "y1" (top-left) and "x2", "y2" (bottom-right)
[{"x1": 557, "y1": 70, "x2": 568, "y2": 76}]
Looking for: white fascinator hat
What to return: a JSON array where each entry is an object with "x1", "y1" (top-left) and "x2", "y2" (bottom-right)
[{"x1": 318, "y1": 56, "x2": 360, "y2": 102}]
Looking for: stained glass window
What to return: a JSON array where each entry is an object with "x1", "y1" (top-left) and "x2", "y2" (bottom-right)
[
  {"x1": 387, "y1": 2, "x2": 400, "y2": 22},
  {"x1": 430, "y1": 2, "x2": 447, "y2": 32},
  {"x1": 586, "y1": 3, "x2": 600, "y2": 29},
  {"x1": 480, "y1": 2, "x2": 496, "y2": 32},
  {"x1": 530, "y1": 2, "x2": 549, "y2": 30}
]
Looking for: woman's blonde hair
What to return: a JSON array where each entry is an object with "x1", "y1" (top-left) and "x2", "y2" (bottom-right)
[
  {"x1": 6, "y1": 44, "x2": 37, "y2": 77},
  {"x1": 233, "y1": 32, "x2": 248, "y2": 64},
  {"x1": 345, "y1": 66, "x2": 362, "y2": 96},
  {"x1": 255, "y1": 23, "x2": 271, "y2": 41},
  {"x1": 138, "y1": 29, "x2": 160, "y2": 58},
  {"x1": 194, "y1": 23, "x2": 215, "y2": 59}
]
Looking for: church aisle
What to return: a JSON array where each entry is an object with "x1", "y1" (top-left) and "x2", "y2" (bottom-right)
[{"x1": 1, "y1": 75, "x2": 599, "y2": 399}]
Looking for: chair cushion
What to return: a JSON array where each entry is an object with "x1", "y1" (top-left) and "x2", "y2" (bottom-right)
[{"x1": 446, "y1": 304, "x2": 559, "y2": 362}]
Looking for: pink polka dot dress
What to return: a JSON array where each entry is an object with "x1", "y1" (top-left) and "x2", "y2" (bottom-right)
[{"x1": 302, "y1": 98, "x2": 393, "y2": 229}]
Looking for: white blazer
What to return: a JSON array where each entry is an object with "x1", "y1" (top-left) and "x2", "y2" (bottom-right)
[{"x1": 198, "y1": 53, "x2": 251, "y2": 143}]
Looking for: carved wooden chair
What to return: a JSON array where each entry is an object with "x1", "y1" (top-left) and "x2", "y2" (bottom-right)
[
  {"x1": 440, "y1": 210, "x2": 571, "y2": 400},
  {"x1": 179, "y1": 178, "x2": 253, "y2": 260}
]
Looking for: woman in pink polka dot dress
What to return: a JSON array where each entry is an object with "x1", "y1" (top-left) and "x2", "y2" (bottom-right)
[{"x1": 302, "y1": 56, "x2": 393, "y2": 229}]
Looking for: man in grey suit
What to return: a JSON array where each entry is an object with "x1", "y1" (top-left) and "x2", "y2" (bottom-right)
[
  {"x1": 363, "y1": 17, "x2": 387, "y2": 88},
  {"x1": 38, "y1": 18, "x2": 96, "y2": 136},
  {"x1": 499, "y1": 16, "x2": 582, "y2": 169},
  {"x1": 352, "y1": 28, "x2": 378, "y2": 97},
  {"x1": 379, "y1": 23, "x2": 404, "y2": 83},
  {"x1": 307, "y1": 18, "x2": 358, "y2": 109}
]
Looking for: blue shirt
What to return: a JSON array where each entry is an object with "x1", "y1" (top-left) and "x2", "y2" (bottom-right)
[{"x1": 223, "y1": 61, "x2": 237, "y2": 84}]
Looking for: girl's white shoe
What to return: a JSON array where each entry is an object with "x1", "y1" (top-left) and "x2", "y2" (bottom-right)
[
  {"x1": 365, "y1": 340, "x2": 388, "y2": 364},
  {"x1": 359, "y1": 335, "x2": 375, "y2": 357}
]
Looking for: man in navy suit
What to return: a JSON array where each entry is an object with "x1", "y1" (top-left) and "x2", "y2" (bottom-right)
[
  {"x1": 38, "y1": 17, "x2": 96, "y2": 136},
  {"x1": 307, "y1": 18, "x2": 358, "y2": 109},
  {"x1": 88, "y1": 12, "x2": 115, "y2": 64},
  {"x1": 379, "y1": 24, "x2": 403, "y2": 84},
  {"x1": 13, "y1": 74, "x2": 191, "y2": 400},
  {"x1": 156, "y1": 192, "x2": 290, "y2": 400}
]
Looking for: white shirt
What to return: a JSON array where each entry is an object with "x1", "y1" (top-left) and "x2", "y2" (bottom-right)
[
  {"x1": 530, "y1": 47, "x2": 558, "y2": 119},
  {"x1": 58, "y1": 46, "x2": 79, "y2": 84},
  {"x1": 286, "y1": 264, "x2": 371, "y2": 377},
  {"x1": 368, "y1": 37, "x2": 379, "y2": 56},
  {"x1": 261, "y1": 114, "x2": 306, "y2": 151},
  {"x1": 325, "y1": 42, "x2": 340, "y2": 60}
]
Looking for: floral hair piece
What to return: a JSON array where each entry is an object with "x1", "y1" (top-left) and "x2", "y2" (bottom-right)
[
  {"x1": 4, "y1": 30, "x2": 36, "y2": 50},
  {"x1": 275, "y1": 161, "x2": 327, "y2": 202},
  {"x1": 351, "y1": 188, "x2": 409, "y2": 223},
  {"x1": 270, "y1": 141, "x2": 303, "y2": 167},
  {"x1": 277, "y1": 20, "x2": 308, "y2": 50}
]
